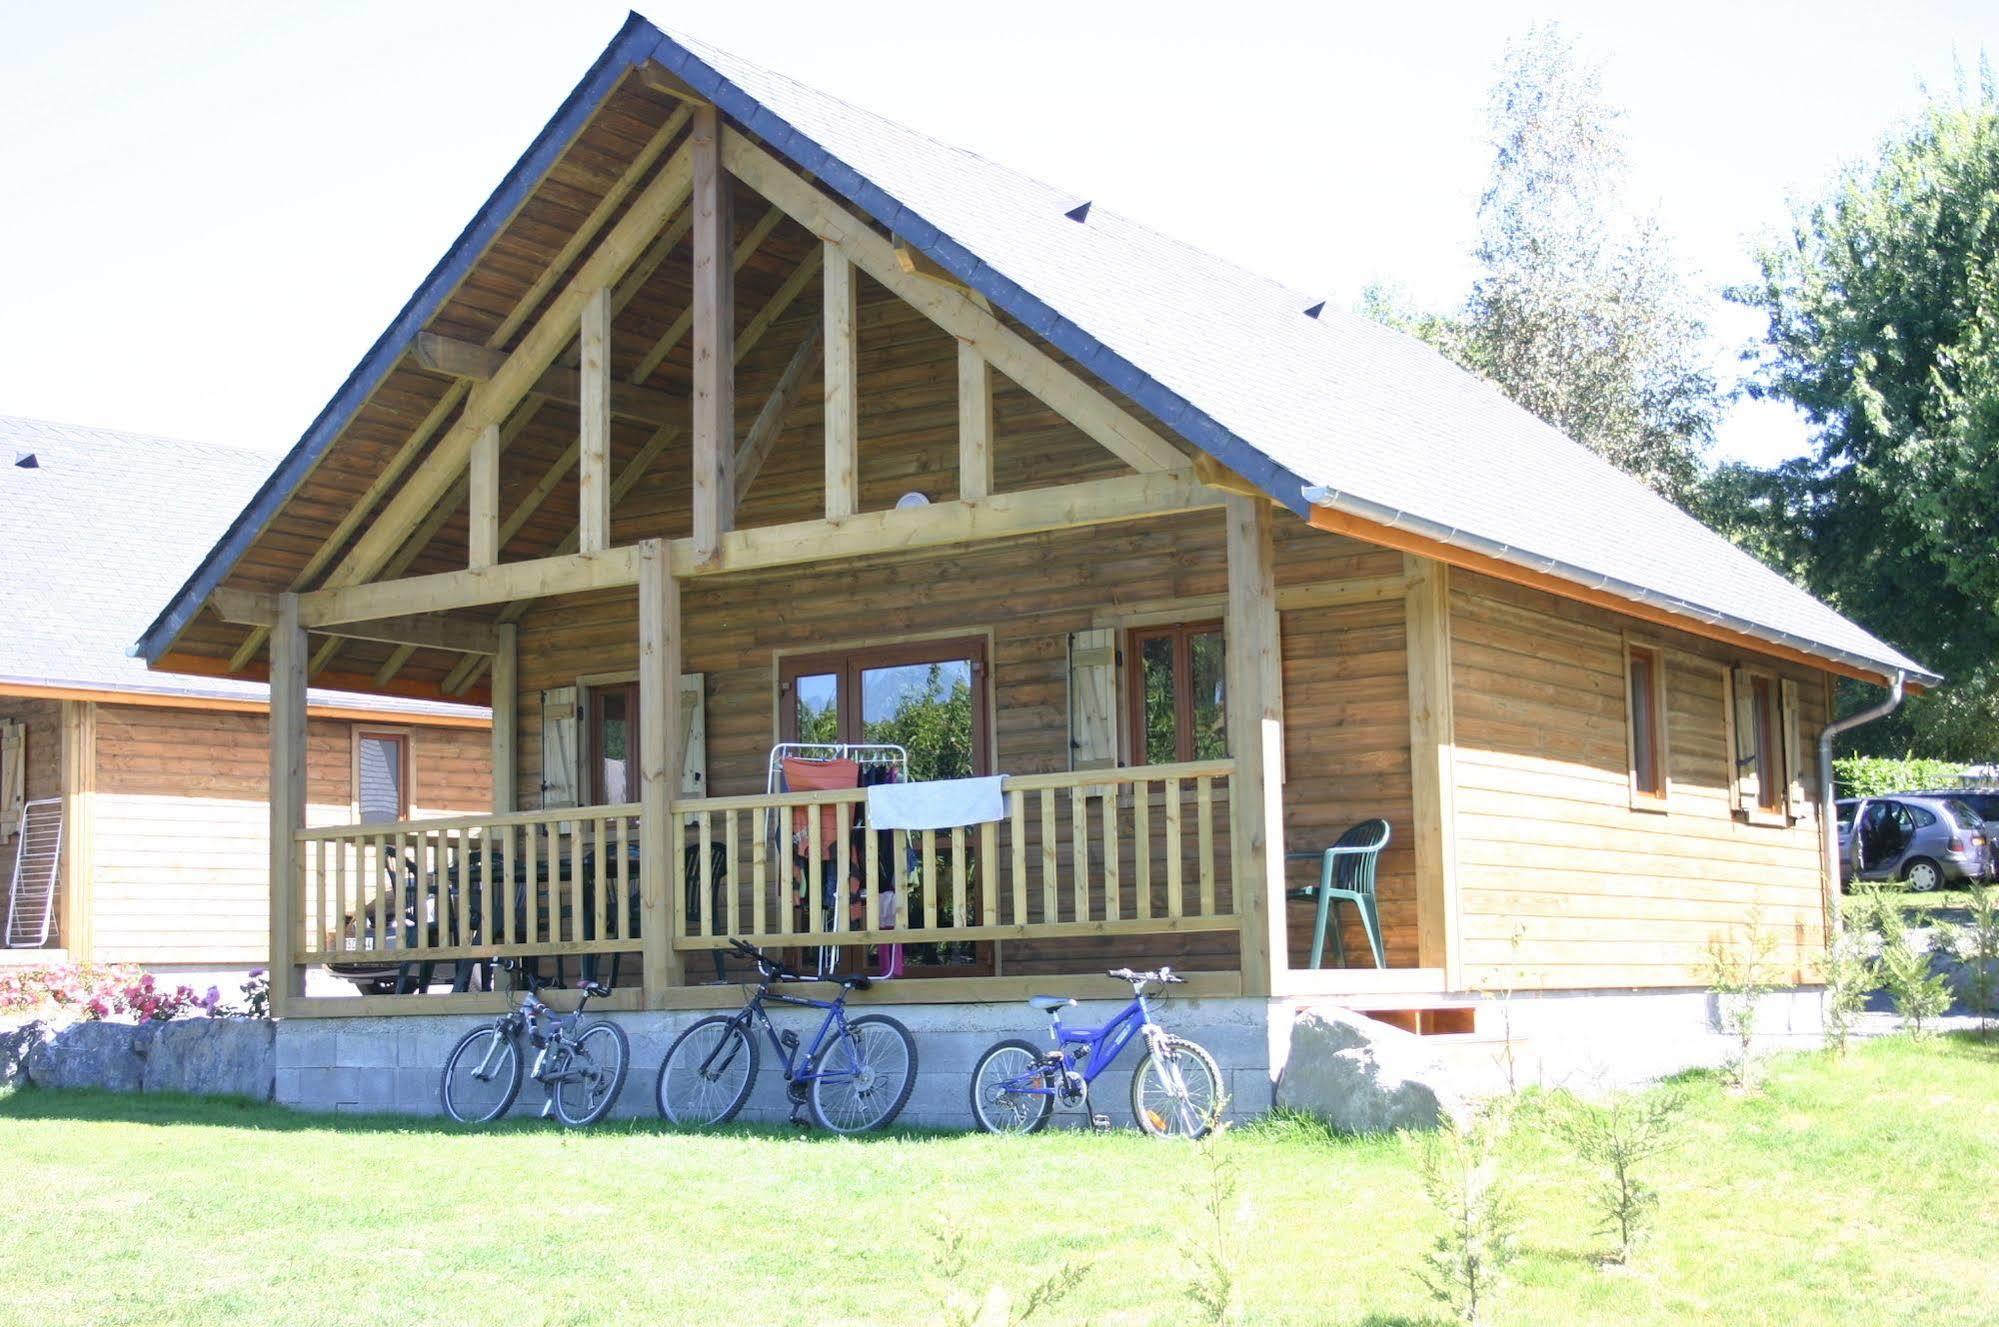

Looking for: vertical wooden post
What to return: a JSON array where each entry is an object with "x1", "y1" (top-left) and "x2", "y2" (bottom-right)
[
  {"x1": 957, "y1": 340, "x2": 993, "y2": 502},
  {"x1": 468, "y1": 423, "x2": 499, "y2": 569},
  {"x1": 578, "y1": 287, "x2": 613, "y2": 553},
  {"x1": 1403, "y1": 553, "x2": 1460, "y2": 986},
  {"x1": 689, "y1": 105, "x2": 735, "y2": 561},
  {"x1": 823, "y1": 243, "x2": 860, "y2": 520},
  {"x1": 57, "y1": 700, "x2": 96, "y2": 959},
  {"x1": 490, "y1": 622, "x2": 518, "y2": 814},
  {"x1": 637, "y1": 540, "x2": 685, "y2": 1001},
  {"x1": 1224, "y1": 495, "x2": 1287, "y2": 996},
  {"x1": 268, "y1": 593, "x2": 308, "y2": 1013}
]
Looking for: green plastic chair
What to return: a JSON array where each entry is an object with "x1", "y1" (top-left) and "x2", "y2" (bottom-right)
[{"x1": 1285, "y1": 819, "x2": 1391, "y2": 969}]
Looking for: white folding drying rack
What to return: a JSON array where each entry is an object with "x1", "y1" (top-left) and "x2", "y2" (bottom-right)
[{"x1": 765, "y1": 743, "x2": 908, "y2": 975}]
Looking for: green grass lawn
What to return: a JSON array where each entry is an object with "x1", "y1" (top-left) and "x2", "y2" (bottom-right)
[{"x1": 3, "y1": 1035, "x2": 1996, "y2": 1326}]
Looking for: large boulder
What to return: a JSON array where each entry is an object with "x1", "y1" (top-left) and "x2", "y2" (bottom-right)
[
  {"x1": 138, "y1": 1018, "x2": 275, "y2": 1100},
  {"x1": 25, "y1": 1019, "x2": 145, "y2": 1092},
  {"x1": 1274, "y1": 1006, "x2": 1467, "y2": 1133},
  {"x1": 0, "y1": 1020, "x2": 54, "y2": 1089}
]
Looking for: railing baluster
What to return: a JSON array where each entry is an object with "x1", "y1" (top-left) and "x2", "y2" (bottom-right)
[
  {"x1": 979, "y1": 820, "x2": 999, "y2": 929},
  {"x1": 1102, "y1": 793, "x2": 1121, "y2": 924},
  {"x1": 1197, "y1": 776, "x2": 1217, "y2": 917},
  {"x1": 671, "y1": 806, "x2": 688, "y2": 945},
  {"x1": 892, "y1": 826, "x2": 908, "y2": 930},
  {"x1": 524, "y1": 828, "x2": 539, "y2": 945},
  {"x1": 1070, "y1": 788, "x2": 1090, "y2": 925},
  {"x1": 725, "y1": 807, "x2": 741, "y2": 938},
  {"x1": 1134, "y1": 779, "x2": 1152, "y2": 921},
  {"x1": 835, "y1": 801, "x2": 853, "y2": 938},
  {"x1": 615, "y1": 815, "x2": 630, "y2": 944},
  {"x1": 594, "y1": 815, "x2": 610, "y2": 946},
  {"x1": 950, "y1": 825, "x2": 967, "y2": 934},
  {"x1": 1009, "y1": 789, "x2": 1027, "y2": 927},
  {"x1": 807, "y1": 800, "x2": 823, "y2": 940},
  {"x1": 1165, "y1": 777, "x2": 1184, "y2": 919},
  {"x1": 753, "y1": 809, "x2": 769, "y2": 937},
  {"x1": 698, "y1": 808, "x2": 715, "y2": 942},
  {"x1": 864, "y1": 808, "x2": 880, "y2": 932},
  {"x1": 1039, "y1": 788, "x2": 1058, "y2": 924}
]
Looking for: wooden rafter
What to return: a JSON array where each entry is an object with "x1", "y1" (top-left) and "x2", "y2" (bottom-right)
[
  {"x1": 627, "y1": 204, "x2": 784, "y2": 386},
  {"x1": 413, "y1": 332, "x2": 683, "y2": 425},
  {"x1": 735, "y1": 322, "x2": 821, "y2": 506},
  {"x1": 720, "y1": 128, "x2": 1188, "y2": 475}
]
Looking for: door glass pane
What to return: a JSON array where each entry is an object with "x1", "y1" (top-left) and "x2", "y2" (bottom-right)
[
  {"x1": 1139, "y1": 634, "x2": 1178, "y2": 765},
  {"x1": 794, "y1": 673, "x2": 840, "y2": 743},
  {"x1": 1189, "y1": 630, "x2": 1228, "y2": 761},
  {"x1": 597, "y1": 691, "x2": 631, "y2": 802},
  {"x1": 861, "y1": 660, "x2": 975, "y2": 780}
]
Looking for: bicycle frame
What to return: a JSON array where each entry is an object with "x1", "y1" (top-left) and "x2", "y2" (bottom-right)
[
  {"x1": 1003, "y1": 989, "x2": 1159, "y2": 1097},
  {"x1": 467, "y1": 987, "x2": 592, "y2": 1089},
  {"x1": 702, "y1": 981, "x2": 862, "y2": 1086}
]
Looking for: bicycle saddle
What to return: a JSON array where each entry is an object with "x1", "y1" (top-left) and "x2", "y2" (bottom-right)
[
  {"x1": 1028, "y1": 995, "x2": 1075, "y2": 1012},
  {"x1": 838, "y1": 973, "x2": 873, "y2": 991},
  {"x1": 580, "y1": 980, "x2": 613, "y2": 998}
]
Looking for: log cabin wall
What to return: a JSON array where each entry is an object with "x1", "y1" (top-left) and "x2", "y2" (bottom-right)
[
  {"x1": 511, "y1": 513, "x2": 1424, "y2": 975},
  {"x1": 84, "y1": 704, "x2": 490, "y2": 966},
  {"x1": 1448, "y1": 570, "x2": 1834, "y2": 991}
]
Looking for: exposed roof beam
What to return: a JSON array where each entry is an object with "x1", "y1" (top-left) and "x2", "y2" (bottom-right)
[
  {"x1": 413, "y1": 333, "x2": 683, "y2": 426},
  {"x1": 720, "y1": 128, "x2": 1189, "y2": 475},
  {"x1": 628, "y1": 205, "x2": 784, "y2": 386},
  {"x1": 308, "y1": 138, "x2": 697, "y2": 603},
  {"x1": 735, "y1": 321, "x2": 821, "y2": 506}
]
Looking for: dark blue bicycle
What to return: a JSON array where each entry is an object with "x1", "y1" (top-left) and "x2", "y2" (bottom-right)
[
  {"x1": 969, "y1": 967, "x2": 1223, "y2": 1137},
  {"x1": 653, "y1": 938, "x2": 917, "y2": 1133}
]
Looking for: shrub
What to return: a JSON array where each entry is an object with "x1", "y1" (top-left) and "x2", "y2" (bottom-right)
[
  {"x1": 1181, "y1": 1114, "x2": 1245, "y2": 1325},
  {"x1": 1832, "y1": 754, "x2": 1967, "y2": 798},
  {"x1": 1551, "y1": 1087, "x2": 1687, "y2": 1264},
  {"x1": 1820, "y1": 904, "x2": 1878, "y2": 1056},
  {"x1": 0, "y1": 962, "x2": 218, "y2": 1023},
  {"x1": 1706, "y1": 914, "x2": 1782, "y2": 1090},
  {"x1": 930, "y1": 1211, "x2": 1090, "y2": 1327},
  {"x1": 1962, "y1": 884, "x2": 1999, "y2": 1037},
  {"x1": 1416, "y1": 1103, "x2": 1518, "y2": 1327}
]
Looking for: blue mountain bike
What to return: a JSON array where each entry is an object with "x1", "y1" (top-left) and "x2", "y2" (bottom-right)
[
  {"x1": 969, "y1": 967, "x2": 1223, "y2": 1137},
  {"x1": 654, "y1": 938, "x2": 918, "y2": 1133}
]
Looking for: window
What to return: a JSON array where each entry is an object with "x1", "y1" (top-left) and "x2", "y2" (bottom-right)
[
  {"x1": 779, "y1": 636, "x2": 990, "y2": 780},
  {"x1": 1729, "y1": 666, "x2": 1804, "y2": 824},
  {"x1": 588, "y1": 683, "x2": 638, "y2": 804},
  {"x1": 1125, "y1": 621, "x2": 1226, "y2": 765},
  {"x1": 355, "y1": 730, "x2": 409, "y2": 824},
  {"x1": 1750, "y1": 675, "x2": 1786, "y2": 816},
  {"x1": 1624, "y1": 641, "x2": 1669, "y2": 808}
]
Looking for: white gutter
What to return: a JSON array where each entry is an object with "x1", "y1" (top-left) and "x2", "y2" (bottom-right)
[{"x1": 1819, "y1": 671, "x2": 1907, "y2": 914}]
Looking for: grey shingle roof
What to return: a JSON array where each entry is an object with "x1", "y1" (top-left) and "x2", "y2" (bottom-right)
[
  {"x1": 656, "y1": 26, "x2": 1933, "y2": 686},
  {"x1": 0, "y1": 414, "x2": 485, "y2": 718}
]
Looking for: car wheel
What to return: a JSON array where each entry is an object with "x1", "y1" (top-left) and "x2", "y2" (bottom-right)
[{"x1": 1902, "y1": 857, "x2": 1945, "y2": 893}]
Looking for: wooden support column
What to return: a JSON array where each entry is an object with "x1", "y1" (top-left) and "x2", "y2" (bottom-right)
[
  {"x1": 957, "y1": 341, "x2": 993, "y2": 502},
  {"x1": 578, "y1": 287, "x2": 613, "y2": 553},
  {"x1": 468, "y1": 423, "x2": 499, "y2": 569},
  {"x1": 1224, "y1": 495, "x2": 1287, "y2": 996},
  {"x1": 1403, "y1": 554, "x2": 1460, "y2": 986},
  {"x1": 637, "y1": 540, "x2": 684, "y2": 1000},
  {"x1": 490, "y1": 623, "x2": 518, "y2": 814},
  {"x1": 689, "y1": 104, "x2": 735, "y2": 562},
  {"x1": 58, "y1": 699, "x2": 96, "y2": 959},
  {"x1": 823, "y1": 243, "x2": 860, "y2": 520},
  {"x1": 267, "y1": 593, "x2": 308, "y2": 1013}
]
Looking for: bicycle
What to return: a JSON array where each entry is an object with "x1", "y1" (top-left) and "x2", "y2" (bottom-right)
[
  {"x1": 968, "y1": 967, "x2": 1223, "y2": 1138},
  {"x1": 654, "y1": 938, "x2": 918, "y2": 1133},
  {"x1": 438, "y1": 962, "x2": 631, "y2": 1127}
]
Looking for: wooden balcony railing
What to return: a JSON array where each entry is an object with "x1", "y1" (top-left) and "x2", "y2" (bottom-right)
[{"x1": 291, "y1": 760, "x2": 1237, "y2": 988}]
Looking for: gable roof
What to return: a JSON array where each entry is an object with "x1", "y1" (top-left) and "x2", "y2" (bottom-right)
[
  {"x1": 137, "y1": 15, "x2": 1934, "y2": 687},
  {"x1": 1, "y1": 414, "x2": 486, "y2": 721}
]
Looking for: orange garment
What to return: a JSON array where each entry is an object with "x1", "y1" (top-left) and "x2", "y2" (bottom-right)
[{"x1": 783, "y1": 757, "x2": 860, "y2": 852}]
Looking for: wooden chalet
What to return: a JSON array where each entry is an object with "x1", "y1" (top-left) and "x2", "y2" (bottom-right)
[{"x1": 137, "y1": 19, "x2": 1934, "y2": 1022}]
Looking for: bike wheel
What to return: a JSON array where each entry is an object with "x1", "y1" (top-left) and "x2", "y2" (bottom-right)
[
  {"x1": 809, "y1": 1014, "x2": 918, "y2": 1134},
  {"x1": 968, "y1": 1038, "x2": 1055, "y2": 1135},
  {"x1": 656, "y1": 1015, "x2": 759, "y2": 1126},
  {"x1": 1130, "y1": 1034, "x2": 1223, "y2": 1139},
  {"x1": 550, "y1": 1020, "x2": 631, "y2": 1128},
  {"x1": 439, "y1": 1025, "x2": 522, "y2": 1124}
]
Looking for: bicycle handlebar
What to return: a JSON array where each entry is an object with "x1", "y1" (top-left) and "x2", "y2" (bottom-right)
[
  {"x1": 1107, "y1": 966, "x2": 1184, "y2": 986},
  {"x1": 727, "y1": 937, "x2": 873, "y2": 990}
]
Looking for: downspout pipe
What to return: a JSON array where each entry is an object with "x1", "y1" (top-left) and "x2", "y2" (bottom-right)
[{"x1": 1819, "y1": 670, "x2": 1907, "y2": 917}]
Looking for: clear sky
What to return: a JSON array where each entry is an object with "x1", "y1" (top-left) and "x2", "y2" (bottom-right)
[{"x1": 2, "y1": 1, "x2": 1992, "y2": 467}]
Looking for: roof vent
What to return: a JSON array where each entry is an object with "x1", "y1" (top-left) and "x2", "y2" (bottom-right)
[
  {"x1": 1303, "y1": 301, "x2": 1326, "y2": 320},
  {"x1": 14, "y1": 452, "x2": 37, "y2": 469},
  {"x1": 1064, "y1": 201, "x2": 1092, "y2": 224}
]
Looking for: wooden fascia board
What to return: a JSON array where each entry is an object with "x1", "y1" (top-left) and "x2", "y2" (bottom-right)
[
  {"x1": 0, "y1": 678, "x2": 489, "y2": 728},
  {"x1": 1306, "y1": 503, "x2": 1912, "y2": 689}
]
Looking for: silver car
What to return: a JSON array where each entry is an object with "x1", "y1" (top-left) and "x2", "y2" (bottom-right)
[{"x1": 1836, "y1": 795, "x2": 1992, "y2": 891}]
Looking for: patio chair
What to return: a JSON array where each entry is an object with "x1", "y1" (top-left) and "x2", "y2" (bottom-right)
[{"x1": 1286, "y1": 818, "x2": 1391, "y2": 969}]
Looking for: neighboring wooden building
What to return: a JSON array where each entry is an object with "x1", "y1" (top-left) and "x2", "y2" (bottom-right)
[
  {"x1": 1, "y1": 417, "x2": 489, "y2": 977},
  {"x1": 136, "y1": 21, "x2": 1931, "y2": 1024}
]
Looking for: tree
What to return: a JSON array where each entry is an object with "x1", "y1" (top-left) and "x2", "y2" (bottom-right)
[
  {"x1": 1732, "y1": 71, "x2": 1999, "y2": 757},
  {"x1": 1372, "y1": 26, "x2": 1721, "y2": 504}
]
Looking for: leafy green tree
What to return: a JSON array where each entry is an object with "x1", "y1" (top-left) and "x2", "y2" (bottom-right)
[
  {"x1": 1363, "y1": 27, "x2": 1720, "y2": 504},
  {"x1": 1732, "y1": 72, "x2": 1999, "y2": 757}
]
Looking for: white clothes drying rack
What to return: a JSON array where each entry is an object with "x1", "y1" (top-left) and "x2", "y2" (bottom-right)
[{"x1": 765, "y1": 743, "x2": 908, "y2": 975}]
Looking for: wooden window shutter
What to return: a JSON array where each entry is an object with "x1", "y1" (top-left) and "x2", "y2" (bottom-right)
[
  {"x1": 540, "y1": 686, "x2": 580, "y2": 810},
  {"x1": 1780, "y1": 677, "x2": 1806, "y2": 820},
  {"x1": 678, "y1": 673, "x2": 707, "y2": 796},
  {"x1": 1728, "y1": 667, "x2": 1759, "y2": 813},
  {"x1": 1068, "y1": 628, "x2": 1118, "y2": 773},
  {"x1": 0, "y1": 721, "x2": 23, "y2": 836}
]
